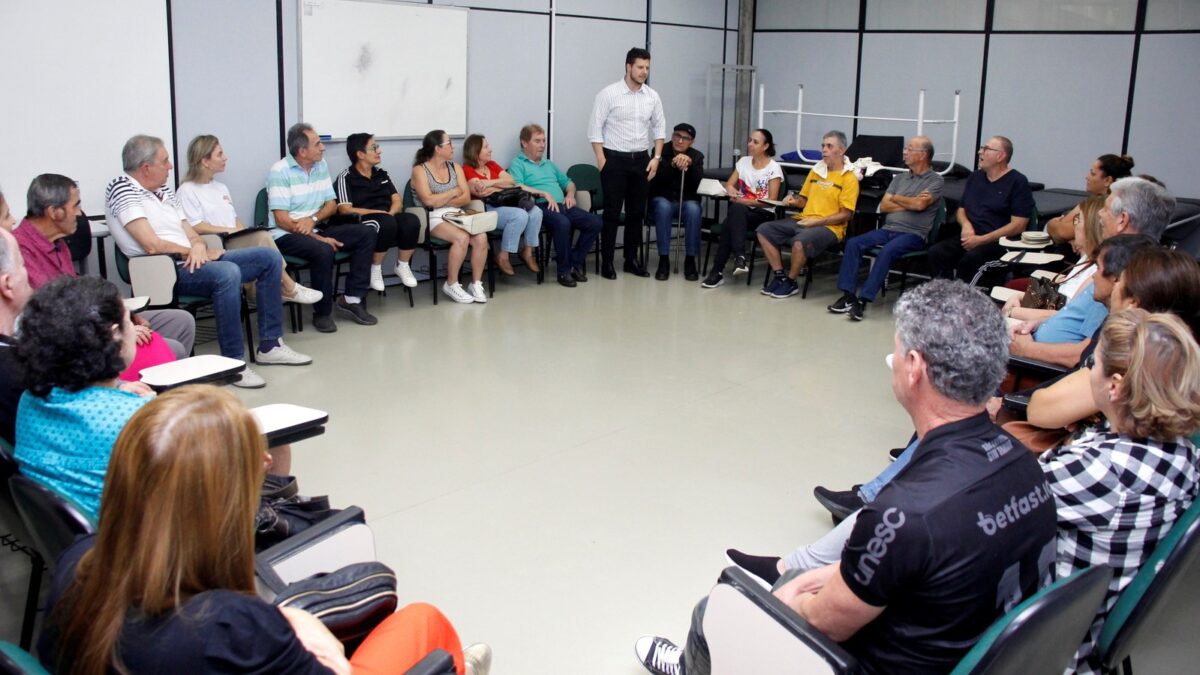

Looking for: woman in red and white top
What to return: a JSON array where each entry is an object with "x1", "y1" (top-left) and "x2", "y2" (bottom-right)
[{"x1": 462, "y1": 134, "x2": 541, "y2": 276}]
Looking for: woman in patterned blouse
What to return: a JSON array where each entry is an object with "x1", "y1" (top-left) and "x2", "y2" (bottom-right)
[{"x1": 1039, "y1": 308, "x2": 1200, "y2": 674}]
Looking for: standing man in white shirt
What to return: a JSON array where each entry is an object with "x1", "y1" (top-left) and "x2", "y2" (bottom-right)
[{"x1": 588, "y1": 47, "x2": 666, "y2": 280}]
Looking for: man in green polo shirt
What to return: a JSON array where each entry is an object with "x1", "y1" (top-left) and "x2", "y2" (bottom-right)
[{"x1": 507, "y1": 124, "x2": 602, "y2": 287}]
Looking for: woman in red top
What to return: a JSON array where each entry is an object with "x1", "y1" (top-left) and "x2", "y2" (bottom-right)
[{"x1": 461, "y1": 135, "x2": 541, "y2": 276}]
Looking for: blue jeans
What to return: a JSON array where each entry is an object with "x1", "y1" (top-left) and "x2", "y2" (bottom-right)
[
  {"x1": 487, "y1": 205, "x2": 542, "y2": 253},
  {"x1": 540, "y1": 204, "x2": 602, "y2": 275},
  {"x1": 175, "y1": 247, "x2": 283, "y2": 359},
  {"x1": 837, "y1": 228, "x2": 926, "y2": 301},
  {"x1": 650, "y1": 196, "x2": 701, "y2": 256},
  {"x1": 859, "y1": 438, "x2": 919, "y2": 502}
]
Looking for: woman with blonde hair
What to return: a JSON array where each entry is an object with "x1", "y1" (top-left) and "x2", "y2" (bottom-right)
[
  {"x1": 1039, "y1": 309, "x2": 1200, "y2": 673},
  {"x1": 177, "y1": 134, "x2": 322, "y2": 305},
  {"x1": 40, "y1": 385, "x2": 491, "y2": 675},
  {"x1": 1002, "y1": 193, "x2": 1106, "y2": 320}
]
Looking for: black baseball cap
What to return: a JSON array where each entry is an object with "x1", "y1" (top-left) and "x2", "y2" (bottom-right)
[{"x1": 673, "y1": 123, "x2": 696, "y2": 140}]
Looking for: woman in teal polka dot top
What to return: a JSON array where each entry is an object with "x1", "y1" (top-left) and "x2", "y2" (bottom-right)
[{"x1": 13, "y1": 276, "x2": 154, "y2": 520}]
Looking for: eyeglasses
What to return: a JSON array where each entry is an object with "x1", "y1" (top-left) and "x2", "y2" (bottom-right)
[
  {"x1": 979, "y1": 146, "x2": 1001, "y2": 154},
  {"x1": 671, "y1": 132, "x2": 693, "y2": 142},
  {"x1": 437, "y1": 140, "x2": 453, "y2": 147},
  {"x1": 368, "y1": 144, "x2": 381, "y2": 152}
]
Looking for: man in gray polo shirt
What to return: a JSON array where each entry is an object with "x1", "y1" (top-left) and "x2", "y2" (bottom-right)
[{"x1": 829, "y1": 135, "x2": 944, "y2": 321}]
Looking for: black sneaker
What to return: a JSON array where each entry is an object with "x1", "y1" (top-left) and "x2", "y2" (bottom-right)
[
  {"x1": 827, "y1": 293, "x2": 856, "y2": 313},
  {"x1": 848, "y1": 299, "x2": 865, "y2": 321},
  {"x1": 335, "y1": 297, "x2": 378, "y2": 325},
  {"x1": 768, "y1": 276, "x2": 800, "y2": 299},
  {"x1": 312, "y1": 314, "x2": 337, "y2": 333},
  {"x1": 732, "y1": 255, "x2": 749, "y2": 276},
  {"x1": 700, "y1": 271, "x2": 724, "y2": 288},
  {"x1": 724, "y1": 548, "x2": 782, "y2": 589},
  {"x1": 634, "y1": 636, "x2": 686, "y2": 675},
  {"x1": 761, "y1": 272, "x2": 785, "y2": 296},
  {"x1": 813, "y1": 485, "x2": 865, "y2": 524}
]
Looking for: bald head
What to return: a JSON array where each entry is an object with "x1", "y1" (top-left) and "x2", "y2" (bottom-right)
[{"x1": 904, "y1": 136, "x2": 934, "y2": 172}]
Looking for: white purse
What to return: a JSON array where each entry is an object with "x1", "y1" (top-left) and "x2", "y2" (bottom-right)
[{"x1": 442, "y1": 209, "x2": 498, "y2": 235}]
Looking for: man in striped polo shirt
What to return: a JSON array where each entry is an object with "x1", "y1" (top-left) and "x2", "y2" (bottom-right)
[
  {"x1": 105, "y1": 135, "x2": 312, "y2": 389},
  {"x1": 588, "y1": 46, "x2": 666, "y2": 280},
  {"x1": 267, "y1": 123, "x2": 376, "y2": 333}
]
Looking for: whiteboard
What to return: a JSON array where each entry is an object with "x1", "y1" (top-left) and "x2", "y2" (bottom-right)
[
  {"x1": 299, "y1": 0, "x2": 468, "y2": 139},
  {"x1": 0, "y1": 0, "x2": 173, "y2": 220}
]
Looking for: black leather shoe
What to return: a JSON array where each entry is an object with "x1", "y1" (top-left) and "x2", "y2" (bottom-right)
[
  {"x1": 684, "y1": 256, "x2": 699, "y2": 281},
  {"x1": 813, "y1": 485, "x2": 864, "y2": 525},
  {"x1": 655, "y1": 256, "x2": 670, "y2": 281},
  {"x1": 571, "y1": 267, "x2": 589, "y2": 283},
  {"x1": 601, "y1": 261, "x2": 617, "y2": 280},
  {"x1": 557, "y1": 275, "x2": 577, "y2": 287},
  {"x1": 624, "y1": 258, "x2": 650, "y2": 278}
]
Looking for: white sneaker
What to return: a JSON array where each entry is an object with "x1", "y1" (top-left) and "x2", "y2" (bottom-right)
[
  {"x1": 284, "y1": 283, "x2": 323, "y2": 305},
  {"x1": 463, "y1": 643, "x2": 492, "y2": 675},
  {"x1": 232, "y1": 368, "x2": 266, "y2": 389},
  {"x1": 442, "y1": 282, "x2": 474, "y2": 304},
  {"x1": 468, "y1": 280, "x2": 488, "y2": 303},
  {"x1": 369, "y1": 265, "x2": 385, "y2": 291},
  {"x1": 256, "y1": 339, "x2": 313, "y2": 366},
  {"x1": 395, "y1": 260, "x2": 418, "y2": 288}
]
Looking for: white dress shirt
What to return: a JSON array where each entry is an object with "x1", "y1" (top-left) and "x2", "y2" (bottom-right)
[{"x1": 587, "y1": 79, "x2": 666, "y2": 153}]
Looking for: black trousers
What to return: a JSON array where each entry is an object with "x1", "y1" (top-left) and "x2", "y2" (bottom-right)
[
  {"x1": 360, "y1": 212, "x2": 420, "y2": 252},
  {"x1": 276, "y1": 222, "x2": 376, "y2": 316},
  {"x1": 928, "y1": 237, "x2": 1006, "y2": 282},
  {"x1": 600, "y1": 148, "x2": 650, "y2": 264},
  {"x1": 710, "y1": 203, "x2": 774, "y2": 272}
]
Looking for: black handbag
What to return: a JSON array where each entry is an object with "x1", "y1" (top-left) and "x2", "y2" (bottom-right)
[
  {"x1": 1020, "y1": 275, "x2": 1067, "y2": 311},
  {"x1": 273, "y1": 561, "x2": 399, "y2": 642},
  {"x1": 255, "y1": 475, "x2": 339, "y2": 551},
  {"x1": 486, "y1": 187, "x2": 535, "y2": 210}
]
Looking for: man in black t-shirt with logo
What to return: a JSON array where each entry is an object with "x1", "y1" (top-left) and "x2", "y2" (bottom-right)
[{"x1": 635, "y1": 280, "x2": 1057, "y2": 675}]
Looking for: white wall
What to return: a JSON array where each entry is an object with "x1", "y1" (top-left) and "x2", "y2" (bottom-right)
[
  {"x1": 752, "y1": 0, "x2": 1200, "y2": 194},
  {"x1": 164, "y1": 0, "x2": 737, "y2": 216},
  {"x1": 1, "y1": 0, "x2": 173, "y2": 220}
]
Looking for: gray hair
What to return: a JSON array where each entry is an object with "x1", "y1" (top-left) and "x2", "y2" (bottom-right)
[
  {"x1": 121, "y1": 135, "x2": 164, "y2": 173},
  {"x1": 893, "y1": 279, "x2": 1009, "y2": 406},
  {"x1": 287, "y1": 123, "x2": 315, "y2": 158},
  {"x1": 0, "y1": 229, "x2": 16, "y2": 276},
  {"x1": 26, "y1": 174, "x2": 78, "y2": 218},
  {"x1": 918, "y1": 137, "x2": 934, "y2": 158},
  {"x1": 823, "y1": 130, "x2": 848, "y2": 149},
  {"x1": 1109, "y1": 176, "x2": 1174, "y2": 242},
  {"x1": 993, "y1": 135, "x2": 1014, "y2": 162}
]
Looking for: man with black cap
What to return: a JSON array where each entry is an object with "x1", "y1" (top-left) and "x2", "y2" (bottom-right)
[{"x1": 647, "y1": 123, "x2": 705, "y2": 280}]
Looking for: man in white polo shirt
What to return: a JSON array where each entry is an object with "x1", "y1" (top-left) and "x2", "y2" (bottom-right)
[{"x1": 105, "y1": 135, "x2": 312, "y2": 389}]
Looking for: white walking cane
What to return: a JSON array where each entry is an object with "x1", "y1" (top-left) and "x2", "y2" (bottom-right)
[{"x1": 673, "y1": 166, "x2": 686, "y2": 274}]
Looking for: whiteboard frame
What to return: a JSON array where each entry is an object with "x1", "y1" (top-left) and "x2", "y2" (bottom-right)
[{"x1": 296, "y1": 0, "x2": 470, "y2": 142}]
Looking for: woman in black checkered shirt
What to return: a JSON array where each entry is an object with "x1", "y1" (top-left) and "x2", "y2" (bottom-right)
[{"x1": 1038, "y1": 308, "x2": 1200, "y2": 674}]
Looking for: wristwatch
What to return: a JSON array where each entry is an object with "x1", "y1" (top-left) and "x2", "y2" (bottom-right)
[{"x1": 652, "y1": 155, "x2": 662, "y2": 161}]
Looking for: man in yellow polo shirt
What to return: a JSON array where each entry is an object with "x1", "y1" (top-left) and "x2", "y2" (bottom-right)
[{"x1": 757, "y1": 130, "x2": 859, "y2": 298}]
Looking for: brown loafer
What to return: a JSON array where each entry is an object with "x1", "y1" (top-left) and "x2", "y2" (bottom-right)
[
  {"x1": 494, "y1": 251, "x2": 516, "y2": 276},
  {"x1": 520, "y1": 246, "x2": 540, "y2": 273}
]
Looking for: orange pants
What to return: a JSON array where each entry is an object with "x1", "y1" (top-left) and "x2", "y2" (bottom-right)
[{"x1": 349, "y1": 602, "x2": 465, "y2": 675}]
